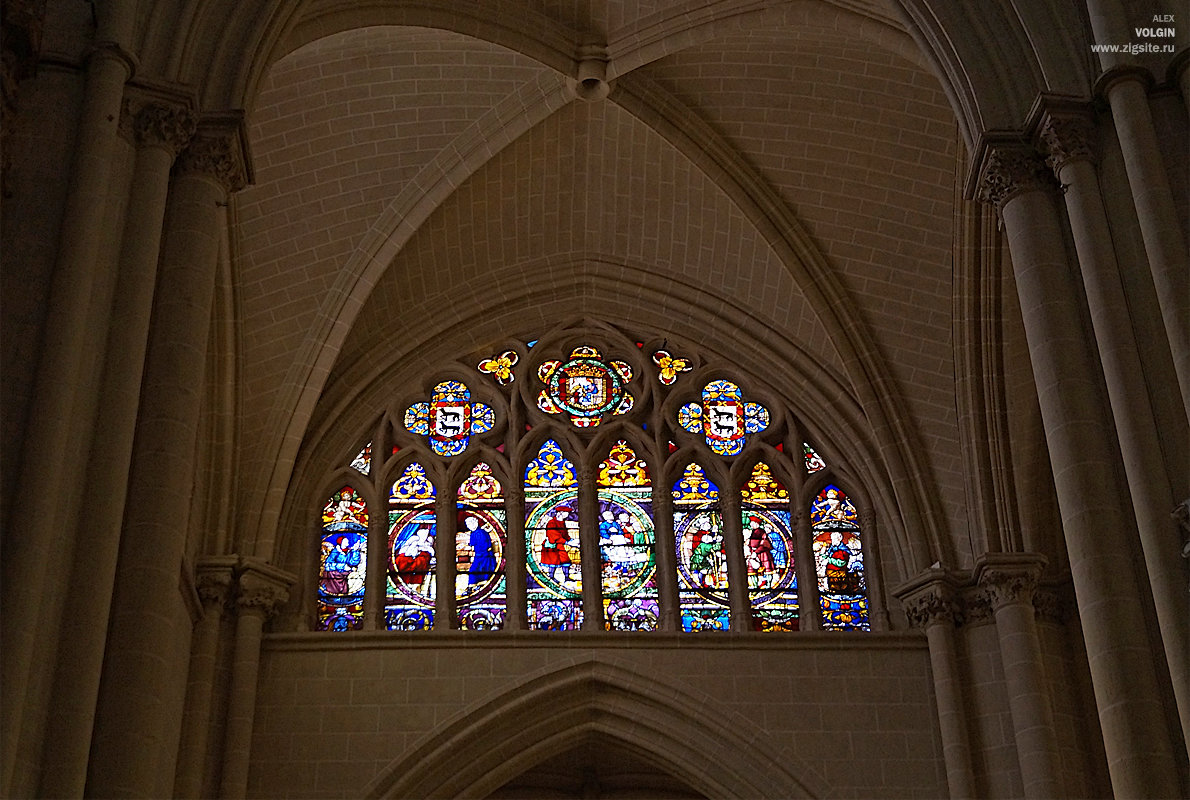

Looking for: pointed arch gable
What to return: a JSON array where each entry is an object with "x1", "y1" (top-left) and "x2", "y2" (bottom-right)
[{"x1": 363, "y1": 659, "x2": 825, "y2": 799}]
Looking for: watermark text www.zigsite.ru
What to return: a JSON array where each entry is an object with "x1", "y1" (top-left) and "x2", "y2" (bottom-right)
[{"x1": 1092, "y1": 16, "x2": 1176, "y2": 55}]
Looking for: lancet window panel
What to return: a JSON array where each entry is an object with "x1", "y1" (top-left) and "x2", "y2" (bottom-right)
[{"x1": 311, "y1": 325, "x2": 874, "y2": 633}]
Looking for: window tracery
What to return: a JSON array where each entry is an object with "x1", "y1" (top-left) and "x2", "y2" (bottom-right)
[{"x1": 317, "y1": 323, "x2": 872, "y2": 632}]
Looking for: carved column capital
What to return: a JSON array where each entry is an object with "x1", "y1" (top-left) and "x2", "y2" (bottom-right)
[
  {"x1": 1038, "y1": 113, "x2": 1097, "y2": 174},
  {"x1": 975, "y1": 553, "x2": 1048, "y2": 610},
  {"x1": 894, "y1": 568, "x2": 960, "y2": 629},
  {"x1": 235, "y1": 560, "x2": 295, "y2": 619},
  {"x1": 175, "y1": 111, "x2": 252, "y2": 193},
  {"x1": 974, "y1": 141, "x2": 1056, "y2": 212},
  {"x1": 195, "y1": 566, "x2": 235, "y2": 609},
  {"x1": 128, "y1": 100, "x2": 196, "y2": 155}
]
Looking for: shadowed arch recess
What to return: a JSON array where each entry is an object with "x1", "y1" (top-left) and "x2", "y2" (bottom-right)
[{"x1": 364, "y1": 660, "x2": 824, "y2": 799}]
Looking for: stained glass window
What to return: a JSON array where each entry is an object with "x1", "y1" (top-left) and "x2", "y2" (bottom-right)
[
  {"x1": 456, "y1": 462, "x2": 506, "y2": 630},
  {"x1": 404, "y1": 381, "x2": 494, "y2": 456},
  {"x1": 678, "y1": 380, "x2": 769, "y2": 456},
  {"x1": 651, "y1": 350, "x2": 691, "y2": 385},
  {"x1": 386, "y1": 463, "x2": 436, "y2": 630},
  {"x1": 317, "y1": 486, "x2": 368, "y2": 631},
  {"x1": 803, "y1": 443, "x2": 826, "y2": 473},
  {"x1": 350, "y1": 443, "x2": 372, "y2": 475},
  {"x1": 672, "y1": 463, "x2": 728, "y2": 631},
  {"x1": 741, "y1": 462, "x2": 798, "y2": 631},
  {"x1": 524, "y1": 440, "x2": 582, "y2": 629},
  {"x1": 478, "y1": 350, "x2": 518, "y2": 384},
  {"x1": 811, "y1": 485, "x2": 869, "y2": 630},
  {"x1": 597, "y1": 441, "x2": 657, "y2": 631},
  {"x1": 536, "y1": 346, "x2": 633, "y2": 427}
]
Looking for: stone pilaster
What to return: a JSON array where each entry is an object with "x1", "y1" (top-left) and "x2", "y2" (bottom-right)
[
  {"x1": 175, "y1": 557, "x2": 237, "y2": 798},
  {"x1": 221, "y1": 562, "x2": 292, "y2": 800},
  {"x1": 898, "y1": 571, "x2": 974, "y2": 799}
]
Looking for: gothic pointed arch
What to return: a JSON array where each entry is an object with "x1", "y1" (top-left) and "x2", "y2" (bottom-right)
[{"x1": 363, "y1": 660, "x2": 825, "y2": 799}]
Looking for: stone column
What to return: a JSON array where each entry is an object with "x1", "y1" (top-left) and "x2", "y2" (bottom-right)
[
  {"x1": 1094, "y1": 65, "x2": 1190, "y2": 408},
  {"x1": 174, "y1": 558, "x2": 236, "y2": 799},
  {"x1": 505, "y1": 486, "x2": 527, "y2": 631},
  {"x1": 364, "y1": 481, "x2": 385, "y2": 630},
  {"x1": 1038, "y1": 106, "x2": 1190, "y2": 750},
  {"x1": 220, "y1": 563, "x2": 291, "y2": 800},
  {"x1": 579, "y1": 466, "x2": 603, "y2": 629},
  {"x1": 652, "y1": 481, "x2": 680, "y2": 631},
  {"x1": 37, "y1": 90, "x2": 196, "y2": 800},
  {"x1": 0, "y1": 38, "x2": 136, "y2": 797},
  {"x1": 975, "y1": 141, "x2": 1179, "y2": 797},
  {"x1": 976, "y1": 554, "x2": 1062, "y2": 799},
  {"x1": 87, "y1": 114, "x2": 250, "y2": 799},
  {"x1": 899, "y1": 571, "x2": 975, "y2": 800},
  {"x1": 721, "y1": 493, "x2": 750, "y2": 631}
]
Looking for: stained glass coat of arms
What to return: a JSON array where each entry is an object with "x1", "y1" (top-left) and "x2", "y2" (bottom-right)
[
  {"x1": 678, "y1": 380, "x2": 769, "y2": 456},
  {"x1": 537, "y1": 346, "x2": 633, "y2": 427},
  {"x1": 405, "y1": 381, "x2": 494, "y2": 456}
]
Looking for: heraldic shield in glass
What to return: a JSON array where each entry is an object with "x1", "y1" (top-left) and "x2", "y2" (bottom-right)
[
  {"x1": 678, "y1": 380, "x2": 769, "y2": 456},
  {"x1": 386, "y1": 463, "x2": 436, "y2": 630},
  {"x1": 455, "y1": 462, "x2": 507, "y2": 630},
  {"x1": 536, "y1": 346, "x2": 634, "y2": 427},
  {"x1": 524, "y1": 440, "x2": 583, "y2": 629},
  {"x1": 672, "y1": 463, "x2": 729, "y2": 631},
  {"x1": 404, "y1": 380, "x2": 494, "y2": 456},
  {"x1": 741, "y1": 462, "x2": 799, "y2": 631},
  {"x1": 318, "y1": 486, "x2": 368, "y2": 630},
  {"x1": 597, "y1": 441, "x2": 658, "y2": 631},
  {"x1": 811, "y1": 484, "x2": 869, "y2": 630}
]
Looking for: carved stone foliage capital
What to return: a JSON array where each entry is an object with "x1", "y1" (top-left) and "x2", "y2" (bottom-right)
[
  {"x1": 127, "y1": 101, "x2": 196, "y2": 155},
  {"x1": 195, "y1": 568, "x2": 234, "y2": 608},
  {"x1": 1038, "y1": 114, "x2": 1096, "y2": 174},
  {"x1": 176, "y1": 122, "x2": 249, "y2": 193},
  {"x1": 902, "y1": 584, "x2": 958, "y2": 629},
  {"x1": 961, "y1": 588, "x2": 995, "y2": 627},
  {"x1": 975, "y1": 144, "x2": 1055, "y2": 211},
  {"x1": 978, "y1": 566, "x2": 1041, "y2": 610},
  {"x1": 236, "y1": 573, "x2": 290, "y2": 617}
]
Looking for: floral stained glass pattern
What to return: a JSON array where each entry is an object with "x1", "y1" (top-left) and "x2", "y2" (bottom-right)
[
  {"x1": 524, "y1": 440, "x2": 582, "y2": 629},
  {"x1": 318, "y1": 486, "x2": 368, "y2": 631},
  {"x1": 405, "y1": 381, "x2": 494, "y2": 456},
  {"x1": 651, "y1": 350, "x2": 692, "y2": 385},
  {"x1": 456, "y1": 463, "x2": 507, "y2": 630},
  {"x1": 478, "y1": 350, "x2": 518, "y2": 385},
  {"x1": 678, "y1": 380, "x2": 769, "y2": 456},
  {"x1": 673, "y1": 463, "x2": 729, "y2": 631},
  {"x1": 598, "y1": 441, "x2": 657, "y2": 631},
  {"x1": 811, "y1": 485, "x2": 869, "y2": 630},
  {"x1": 386, "y1": 464, "x2": 436, "y2": 630},
  {"x1": 537, "y1": 346, "x2": 633, "y2": 427},
  {"x1": 741, "y1": 462, "x2": 798, "y2": 631}
]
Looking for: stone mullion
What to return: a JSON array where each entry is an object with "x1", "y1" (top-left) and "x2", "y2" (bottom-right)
[
  {"x1": 364, "y1": 482, "x2": 386, "y2": 631},
  {"x1": 721, "y1": 491, "x2": 749, "y2": 631},
  {"x1": 38, "y1": 92, "x2": 196, "y2": 800},
  {"x1": 0, "y1": 39, "x2": 136, "y2": 797},
  {"x1": 652, "y1": 480, "x2": 680, "y2": 632},
  {"x1": 173, "y1": 558, "x2": 235, "y2": 799},
  {"x1": 220, "y1": 564, "x2": 292, "y2": 800},
  {"x1": 976, "y1": 554, "x2": 1061, "y2": 799},
  {"x1": 579, "y1": 466, "x2": 602, "y2": 630},
  {"x1": 87, "y1": 115, "x2": 250, "y2": 799},
  {"x1": 793, "y1": 508, "x2": 820, "y2": 632},
  {"x1": 435, "y1": 489, "x2": 457, "y2": 628},
  {"x1": 976, "y1": 141, "x2": 1180, "y2": 797},
  {"x1": 1038, "y1": 107, "x2": 1190, "y2": 751},
  {"x1": 898, "y1": 571, "x2": 975, "y2": 800},
  {"x1": 504, "y1": 486, "x2": 527, "y2": 631}
]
